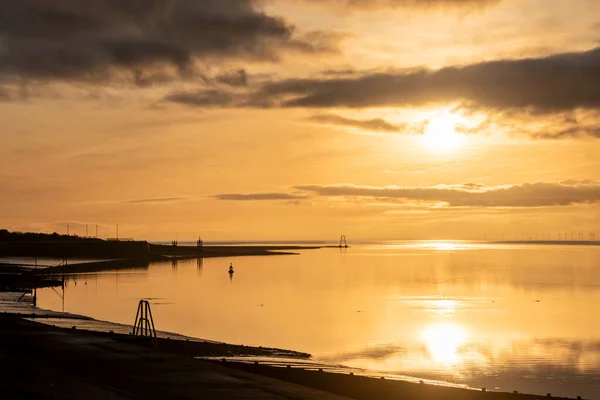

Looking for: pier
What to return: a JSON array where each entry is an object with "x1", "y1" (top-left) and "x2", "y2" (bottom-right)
[{"x1": 0, "y1": 264, "x2": 63, "y2": 292}]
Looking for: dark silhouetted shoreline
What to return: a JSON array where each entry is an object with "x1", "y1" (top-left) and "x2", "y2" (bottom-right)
[
  {"x1": 0, "y1": 229, "x2": 330, "y2": 273},
  {"x1": 0, "y1": 313, "x2": 581, "y2": 400}
]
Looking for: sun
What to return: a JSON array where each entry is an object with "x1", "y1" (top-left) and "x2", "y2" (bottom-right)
[{"x1": 420, "y1": 111, "x2": 466, "y2": 153}]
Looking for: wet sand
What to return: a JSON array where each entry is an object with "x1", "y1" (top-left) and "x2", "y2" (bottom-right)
[
  {"x1": 226, "y1": 362, "x2": 578, "y2": 400},
  {"x1": 0, "y1": 314, "x2": 347, "y2": 400},
  {"x1": 0, "y1": 310, "x2": 581, "y2": 400}
]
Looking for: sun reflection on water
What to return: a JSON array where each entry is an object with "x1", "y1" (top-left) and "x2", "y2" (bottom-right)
[
  {"x1": 421, "y1": 322, "x2": 468, "y2": 366},
  {"x1": 431, "y1": 242, "x2": 461, "y2": 251},
  {"x1": 413, "y1": 241, "x2": 470, "y2": 252},
  {"x1": 433, "y1": 299, "x2": 459, "y2": 317}
]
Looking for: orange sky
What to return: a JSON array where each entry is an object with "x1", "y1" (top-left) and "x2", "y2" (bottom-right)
[{"x1": 1, "y1": 0, "x2": 600, "y2": 241}]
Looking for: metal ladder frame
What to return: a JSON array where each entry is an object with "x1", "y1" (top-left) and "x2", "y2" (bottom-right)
[{"x1": 132, "y1": 300, "x2": 157, "y2": 343}]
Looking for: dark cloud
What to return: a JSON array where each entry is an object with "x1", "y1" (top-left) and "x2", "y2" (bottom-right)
[
  {"x1": 455, "y1": 108, "x2": 600, "y2": 139},
  {"x1": 308, "y1": 113, "x2": 405, "y2": 132},
  {"x1": 251, "y1": 47, "x2": 600, "y2": 113},
  {"x1": 208, "y1": 181, "x2": 600, "y2": 207},
  {"x1": 0, "y1": 83, "x2": 37, "y2": 102},
  {"x1": 0, "y1": 87, "x2": 13, "y2": 101},
  {"x1": 294, "y1": 181, "x2": 600, "y2": 207},
  {"x1": 214, "y1": 192, "x2": 309, "y2": 201},
  {"x1": 0, "y1": 0, "x2": 331, "y2": 84},
  {"x1": 124, "y1": 197, "x2": 187, "y2": 204},
  {"x1": 321, "y1": 68, "x2": 357, "y2": 77},
  {"x1": 216, "y1": 69, "x2": 248, "y2": 87},
  {"x1": 291, "y1": 30, "x2": 350, "y2": 53},
  {"x1": 164, "y1": 89, "x2": 235, "y2": 107},
  {"x1": 533, "y1": 125, "x2": 600, "y2": 139},
  {"x1": 164, "y1": 47, "x2": 600, "y2": 119}
]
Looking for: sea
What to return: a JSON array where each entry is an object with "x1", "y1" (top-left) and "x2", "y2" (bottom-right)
[{"x1": 10, "y1": 241, "x2": 600, "y2": 398}]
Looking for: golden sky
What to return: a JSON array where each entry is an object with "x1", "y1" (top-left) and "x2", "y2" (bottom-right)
[{"x1": 1, "y1": 0, "x2": 600, "y2": 240}]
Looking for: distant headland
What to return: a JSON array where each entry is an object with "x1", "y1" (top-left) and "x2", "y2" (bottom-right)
[{"x1": 0, "y1": 229, "x2": 329, "y2": 271}]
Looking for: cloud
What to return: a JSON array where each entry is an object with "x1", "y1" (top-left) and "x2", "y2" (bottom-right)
[
  {"x1": 291, "y1": 30, "x2": 350, "y2": 53},
  {"x1": 207, "y1": 181, "x2": 600, "y2": 208},
  {"x1": 301, "y1": 0, "x2": 501, "y2": 10},
  {"x1": 321, "y1": 68, "x2": 357, "y2": 77},
  {"x1": 294, "y1": 181, "x2": 600, "y2": 208},
  {"x1": 216, "y1": 69, "x2": 248, "y2": 87},
  {"x1": 0, "y1": 0, "x2": 333, "y2": 85},
  {"x1": 124, "y1": 197, "x2": 187, "y2": 204},
  {"x1": 248, "y1": 47, "x2": 600, "y2": 113},
  {"x1": 527, "y1": 122, "x2": 600, "y2": 139},
  {"x1": 213, "y1": 192, "x2": 309, "y2": 201},
  {"x1": 164, "y1": 46, "x2": 600, "y2": 122},
  {"x1": 164, "y1": 89, "x2": 235, "y2": 107},
  {"x1": 455, "y1": 108, "x2": 600, "y2": 139},
  {"x1": 514, "y1": 111, "x2": 600, "y2": 139},
  {"x1": 0, "y1": 86, "x2": 14, "y2": 101},
  {"x1": 307, "y1": 113, "x2": 405, "y2": 132}
]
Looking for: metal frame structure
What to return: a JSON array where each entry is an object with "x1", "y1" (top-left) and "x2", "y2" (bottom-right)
[
  {"x1": 132, "y1": 300, "x2": 157, "y2": 342},
  {"x1": 339, "y1": 235, "x2": 348, "y2": 248}
]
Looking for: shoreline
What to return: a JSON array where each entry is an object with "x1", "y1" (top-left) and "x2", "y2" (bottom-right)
[
  {"x1": 0, "y1": 298, "x2": 310, "y2": 359},
  {"x1": 1, "y1": 243, "x2": 337, "y2": 274},
  {"x1": 0, "y1": 299, "x2": 581, "y2": 400},
  {"x1": 0, "y1": 310, "x2": 579, "y2": 400},
  {"x1": 0, "y1": 313, "x2": 349, "y2": 400},
  {"x1": 0, "y1": 239, "x2": 338, "y2": 269}
]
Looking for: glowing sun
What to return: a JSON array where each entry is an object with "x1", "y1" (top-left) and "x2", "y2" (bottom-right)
[{"x1": 420, "y1": 112, "x2": 466, "y2": 153}]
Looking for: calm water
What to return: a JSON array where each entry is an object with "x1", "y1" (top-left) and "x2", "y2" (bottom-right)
[{"x1": 36, "y1": 242, "x2": 600, "y2": 398}]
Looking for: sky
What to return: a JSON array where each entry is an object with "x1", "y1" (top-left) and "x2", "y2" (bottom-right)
[{"x1": 1, "y1": 0, "x2": 600, "y2": 241}]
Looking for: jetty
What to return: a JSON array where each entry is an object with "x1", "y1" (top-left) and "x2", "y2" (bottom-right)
[{"x1": 0, "y1": 263, "x2": 63, "y2": 304}]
